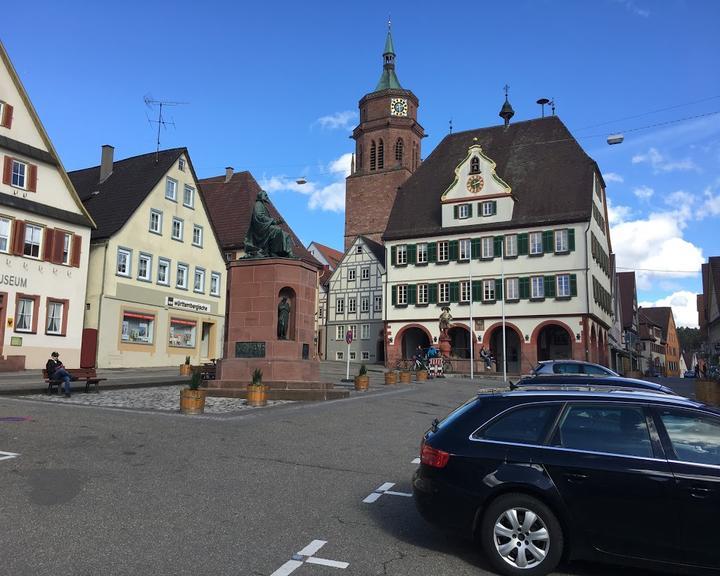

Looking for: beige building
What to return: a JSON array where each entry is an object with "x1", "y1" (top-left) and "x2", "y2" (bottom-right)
[
  {"x1": 69, "y1": 147, "x2": 226, "y2": 368},
  {"x1": 0, "y1": 41, "x2": 95, "y2": 370}
]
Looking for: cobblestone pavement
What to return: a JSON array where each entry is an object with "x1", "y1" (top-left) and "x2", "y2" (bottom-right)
[{"x1": 17, "y1": 385, "x2": 293, "y2": 414}]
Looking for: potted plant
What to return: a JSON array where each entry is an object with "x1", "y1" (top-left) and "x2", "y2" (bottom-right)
[
  {"x1": 180, "y1": 355, "x2": 193, "y2": 376},
  {"x1": 354, "y1": 364, "x2": 370, "y2": 391},
  {"x1": 384, "y1": 369, "x2": 397, "y2": 385},
  {"x1": 180, "y1": 368, "x2": 206, "y2": 414},
  {"x1": 246, "y1": 368, "x2": 268, "y2": 407}
]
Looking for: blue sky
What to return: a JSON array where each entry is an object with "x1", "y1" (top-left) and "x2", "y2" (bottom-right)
[{"x1": 3, "y1": 0, "x2": 719, "y2": 326}]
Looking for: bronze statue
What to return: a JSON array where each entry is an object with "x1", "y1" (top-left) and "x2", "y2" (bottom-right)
[
  {"x1": 439, "y1": 306, "x2": 453, "y2": 336},
  {"x1": 277, "y1": 296, "x2": 290, "y2": 339},
  {"x1": 244, "y1": 190, "x2": 295, "y2": 258}
]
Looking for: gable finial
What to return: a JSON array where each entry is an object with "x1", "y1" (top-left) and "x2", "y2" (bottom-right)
[{"x1": 499, "y1": 84, "x2": 515, "y2": 128}]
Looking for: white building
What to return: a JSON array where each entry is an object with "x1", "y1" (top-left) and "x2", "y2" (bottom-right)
[{"x1": 0, "y1": 41, "x2": 94, "y2": 370}]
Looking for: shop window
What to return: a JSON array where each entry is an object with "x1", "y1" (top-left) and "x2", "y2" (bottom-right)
[
  {"x1": 169, "y1": 318, "x2": 197, "y2": 348},
  {"x1": 122, "y1": 311, "x2": 155, "y2": 344}
]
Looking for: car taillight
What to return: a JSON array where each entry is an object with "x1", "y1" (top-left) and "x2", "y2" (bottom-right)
[{"x1": 420, "y1": 441, "x2": 450, "y2": 468}]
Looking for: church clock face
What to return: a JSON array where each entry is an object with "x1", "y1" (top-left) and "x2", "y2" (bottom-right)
[
  {"x1": 466, "y1": 175, "x2": 484, "y2": 193},
  {"x1": 390, "y1": 98, "x2": 408, "y2": 117}
]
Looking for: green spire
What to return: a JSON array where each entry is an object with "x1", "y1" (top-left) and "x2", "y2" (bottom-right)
[{"x1": 375, "y1": 22, "x2": 403, "y2": 91}]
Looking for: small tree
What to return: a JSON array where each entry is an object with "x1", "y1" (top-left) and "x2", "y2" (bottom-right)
[
  {"x1": 251, "y1": 368, "x2": 263, "y2": 386},
  {"x1": 358, "y1": 364, "x2": 368, "y2": 376},
  {"x1": 189, "y1": 367, "x2": 202, "y2": 390}
]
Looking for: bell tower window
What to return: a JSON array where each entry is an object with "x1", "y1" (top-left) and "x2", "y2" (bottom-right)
[
  {"x1": 370, "y1": 140, "x2": 377, "y2": 171},
  {"x1": 358, "y1": 144, "x2": 363, "y2": 170},
  {"x1": 395, "y1": 138, "x2": 404, "y2": 164},
  {"x1": 378, "y1": 139, "x2": 384, "y2": 169},
  {"x1": 470, "y1": 157, "x2": 480, "y2": 174}
]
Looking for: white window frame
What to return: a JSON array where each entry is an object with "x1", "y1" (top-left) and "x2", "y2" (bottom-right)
[
  {"x1": 530, "y1": 231, "x2": 543, "y2": 255},
  {"x1": 137, "y1": 253, "x2": 152, "y2": 282},
  {"x1": 397, "y1": 284, "x2": 408, "y2": 305},
  {"x1": 192, "y1": 225, "x2": 203, "y2": 247},
  {"x1": 210, "y1": 272, "x2": 221, "y2": 296},
  {"x1": 481, "y1": 201, "x2": 494, "y2": 216},
  {"x1": 194, "y1": 268, "x2": 205, "y2": 293},
  {"x1": 348, "y1": 268, "x2": 356, "y2": 282},
  {"x1": 336, "y1": 298, "x2": 345, "y2": 314},
  {"x1": 46, "y1": 300, "x2": 64, "y2": 335},
  {"x1": 361, "y1": 297, "x2": 369, "y2": 312},
  {"x1": 349, "y1": 324, "x2": 357, "y2": 339},
  {"x1": 555, "y1": 229, "x2": 569, "y2": 253},
  {"x1": 15, "y1": 297, "x2": 34, "y2": 332},
  {"x1": 178, "y1": 158, "x2": 186, "y2": 172},
  {"x1": 176, "y1": 263, "x2": 188, "y2": 289},
  {"x1": 165, "y1": 177, "x2": 177, "y2": 201},
  {"x1": 418, "y1": 283, "x2": 429, "y2": 304},
  {"x1": 504, "y1": 234, "x2": 517, "y2": 258},
  {"x1": 460, "y1": 280, "x2": 471, "y2": 303},
  {"x1": 11, "y1": 159, "x2": 27, "y2": 189},
  {"x1": 336, "y1": 325, "x2": 345, "y2": 340},
  {"x1": 61, "y1": 232, "x2": 72, "y2": 265},
  {"x1": 481, "y1": 236, "x2": 493, "y2": 259},
  {"x1": 149, "y1": 209, "x2": 163, "y2": 234},
  {"x1": 0, "y1": 217, "x2": 10, "y2": 253},
  {"x1": 361, "y1": 267, "x2": 370, "y2": 280},
  {"x1": 361, "y1": 351, "x2": 370, "y2": 360},
  {"x1": 557, "y1": 274, "x2": 571, "y2": 297},
  {"x1": 349, "y1": 351, "x2": 357, "y2": 360},
  {"x1": 374, "y1": 295, "x2": 382, "y2": 312},
  {"x1": 396, "y1": 245, "x2": 407, "y2": 265},
  {"x1": 459, "y1": 238, "x2": 471, "y2": 261},
  {"x1": 348, "y1": 297, "x2": 357, "y2": 313},
  {"x1": 458, "y1": 204, "x2": 470, "y2": 219},
  {"x1": 117, "y1": 248, "x2": 131, "y2": 277},
  {"x1": 506, "y1": 278, "x2": 519, "y2": 301},
  {"x1": 439, "y1": 282, "x2": 450, "y2": 303},
  {"x1": 361, "y1": 324, "x2": 370, "y2": 339},
  {"x1": 183, "y1": 184, "x2": 195, "y2": 208},
  {"x1": 23, "y1": 223, "x2": 42, "y2": 259},
  {"x1": 531, "y1": 276, "x2": 545, "y2": 299},
  {"x1": 336, "y1": 351, "x2": 344, "y2": 360},
  {"x1": 417, "y1": 243, "x2": 428, "y2": 263},
  {"x1": 171, "y1": 217, "x2": 184, "y2": 241},
  {"x1": 482, "y1": 279, "x2": 495, "y2": 301},
  {"x1": 356, "y1": 244, "x2": 363, "y2": 254},
  {"x1": 157, "y1": 258, "x2": 170, "y2": 286},
  {"x1": 438, "y1": 241, "x2": 449, "y2": 262}
]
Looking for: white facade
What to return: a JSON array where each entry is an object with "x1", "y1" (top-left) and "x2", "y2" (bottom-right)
[
  {"x1": 327, "y1": 237, "x2": 386, "y2": 364},
  {"x1": 0, "y1": 42, "x2": 94, "y2": 369}
]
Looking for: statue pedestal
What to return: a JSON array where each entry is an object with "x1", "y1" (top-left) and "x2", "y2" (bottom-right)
[
  {"x1": 439, "y1": 333, "x2": 452, "y2": 358},
  {"x1": 214, "y1": 258, "x2": 320, "y2": 384}
]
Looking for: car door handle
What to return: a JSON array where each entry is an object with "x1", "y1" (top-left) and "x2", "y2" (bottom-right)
[
  {"x1": 688, "y1": 486, "x2": 714, "y2": 499},
  {"x1": 563, "y1": 473, "x2": 588, "y2": 484}
]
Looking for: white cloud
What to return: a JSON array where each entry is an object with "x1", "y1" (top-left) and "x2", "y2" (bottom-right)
[
  {"x1": 260, "y1": 153, "x2": 352, "y2": 213},
  {"x1": 639, "y1": 291, "x2": 699, "y2": 329},
  {"x1": 606, "y1": 199, "x2": 633, "y2": 225},
  {"x1": 664, "y1": 190, "x2": 696, "y2": 207},
  {"x1": 696, "y1": 178, "x2": 720, "y2": 219},
  {"x1": 612, "y1": 0, "x2": 650, "y2": 17},
  {"x1": 632, "y1": 147, "x2": 700, "y2": 173},
  {"x1": 603, "y1": 172, "x2": 624, "y2": 183},
  {"x1": 315, "y1": 111, "x2": 357, "y2": 131},
  {"x1": 633, "y1": 185, "x2": 654, "y2": 200}
]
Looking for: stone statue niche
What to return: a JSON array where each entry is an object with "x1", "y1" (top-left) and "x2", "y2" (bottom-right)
[{"x1": 277, "y1": 287, "x2": 296, "y2": 340}]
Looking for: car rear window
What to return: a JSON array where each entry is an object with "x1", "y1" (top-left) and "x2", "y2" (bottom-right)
[
  {"x1": 658, "y1": 409, "x2": 720, "y2": 466},
  {"x1": 553, "y1": 363, "x2": 583, "y2": 374},
  {"x1": 583, "y1": 364, "x2": 610, "y2": 376},
  {"x1": 474, "y1": 404, "x2": 561, "y2": 445},
  {"x1": 435, "y1": 396, "x2": 482, "y2": 432}
]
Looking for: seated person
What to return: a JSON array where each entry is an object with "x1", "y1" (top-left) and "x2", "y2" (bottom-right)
[{"x1": 46, "y1": 351, "x2": 73, "y2": 397}]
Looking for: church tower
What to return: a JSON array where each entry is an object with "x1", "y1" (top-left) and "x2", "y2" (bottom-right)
[{"x1": 344, "y1": 25, "x2": 424, "y2": 250}]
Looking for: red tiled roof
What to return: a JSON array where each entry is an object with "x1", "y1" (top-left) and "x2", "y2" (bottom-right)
[
  {"x1": 617, "y1": 272, "x2": 637, "y2": 331},
  {"x1": 311, "y1": 242, "x2": 344, "y2": 269}
]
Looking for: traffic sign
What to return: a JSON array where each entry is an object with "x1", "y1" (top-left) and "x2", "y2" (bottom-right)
[{"x1": 346, "y1": 330, "x2": 353, "y2": 345}]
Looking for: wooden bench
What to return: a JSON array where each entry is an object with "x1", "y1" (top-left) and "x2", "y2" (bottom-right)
[{"x1": 42, "y1": 368, "x2": 106, "y2": 394}]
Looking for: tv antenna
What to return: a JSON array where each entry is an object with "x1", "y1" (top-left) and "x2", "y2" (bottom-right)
[{"x1": 144, "y1": 95, "x2": 188, "y2": 162}]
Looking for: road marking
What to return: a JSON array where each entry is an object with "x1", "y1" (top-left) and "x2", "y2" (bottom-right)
[
  {"x1": 0, "y1": 451, "x2": 19, "y2": 462},
  {"x1": 270, "y1": 539, "x2": 348, "y2": 575},
  {"x1": 411, "y1": 457, "x2": 420, "y2": 464},
  {"x1": 363, "y1": 481, "x2": 412, "y2": 504}
]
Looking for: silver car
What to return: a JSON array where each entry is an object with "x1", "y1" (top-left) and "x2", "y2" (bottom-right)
[{"x1": 532, "y1": 360, "x2": 619, "y2": 377}]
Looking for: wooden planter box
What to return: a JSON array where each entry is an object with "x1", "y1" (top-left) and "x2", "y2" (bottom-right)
[
  {"x1": 180, "y1": 388, "x2": 206, "y2": 414},
  {"x1": 416, "y1": 370, "x2": 428, "y2": 382},
  {"x1": 247, "y1": 384, "x2": 268, "y2": 407},
  {"x1": 180, "y1": 364, "x2": 193, "y2": 376},
  {"x1": 399, "y1": 371, "x2": 412, "y2": 384},
  {"x1": 384, "y1": 371, "x2": 397, "y2": 385},
  {"x1": 354, "y1": 374, "x2": 369, "y2": 391}
]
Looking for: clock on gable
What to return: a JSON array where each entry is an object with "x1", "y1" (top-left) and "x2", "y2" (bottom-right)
[
  {"x1": 390, "y1": 98, "x2": 408, "y2": 117},
  {"x1": 466, "y1": 175, "x2": 484, "y2": 193}
]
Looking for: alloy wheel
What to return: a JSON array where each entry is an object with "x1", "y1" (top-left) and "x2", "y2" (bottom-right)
[{"x1": 493, "y1": 506, "x2": 550, "y2": 570}]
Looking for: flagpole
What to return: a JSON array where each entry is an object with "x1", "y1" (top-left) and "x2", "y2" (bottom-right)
[
  {"x1": 501, "y1": 239, "x2": 507, "y2": 382},
  {"x1": 469, "y1": 252, "x2": 474, "y2": 380}
]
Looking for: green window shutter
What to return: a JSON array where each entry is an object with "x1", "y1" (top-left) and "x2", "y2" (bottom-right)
[
  {"x1": 491, "y1": 200, "x2": 497, "y2": 215},
  {"x1": 391, "y1": 246, "x2": 397, "y2": 266},
  {"x1": 407, "y1": 244, "x2": 416, "y2": 265},
  {"x1": 449, "y1": 240, "x2": 459, "y2": 261},
  {"x1": 408, "y1": 284, "x2": 417, "y2": 305},
  {"x1": 453, "y1": 205, "x2": 459, "y2": 219},
  {"x1": 428, "y1": 242, "x2": 437, "y2": 263},
  {"x1": 450, "y1": 282, "x2": 459, "y2": 303},
  {"x1": 469, "y1": 203, "x2": 474, "y2": 217},
  {"x1": 428, "y1": 283, "x2": 438, "y2": 304},
  {"x1": 570, "y1": 274, "x2": 577, "y2": 296},
  {"x1": 495, "y1": 278, "x2": 503, "y2": 300},
  {"x1": 472, "y1": 280, "x2": 481, "y2": 301},
  {"x1": 542, "y1": 230, "x2": 554, "y2": 253},
  {"x1": 471, "y1": 238, "x2": 481, "y2": 259},
  {"x1": 519, "y1": 277, "x2": 530, "y2": 299},
  {"x1": 391, "y1": 285, "x2": 397, "y2": 306},
  {"x1": 544, "y1": 276, "x2": 556, "y2": 298},
  {"x1": 518, "y1": 233, "x2": 529, "y2": 256},
  {"x1": 494, "y1": 236, "x2": 503, "y2": 258},
  {"x1": 568, "y1": 229, "x2": 575, "y2": 252}
]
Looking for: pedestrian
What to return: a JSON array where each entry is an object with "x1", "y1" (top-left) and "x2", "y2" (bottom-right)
[
  {"x1": 694, "y1": 364, "x2": 700, "y2": 378},
  {"x1": 46, "y1": 351, "x2": 73, "y2": 397},
  {"x1": 480, "y1": 346, "x2": 492, "y2": 369},
  {"x1": 701, "y1": 363, "x2": 708, "y2": 379}
]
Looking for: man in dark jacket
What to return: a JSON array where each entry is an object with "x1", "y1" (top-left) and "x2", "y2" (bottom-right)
[{"x1": 46, "y1": 352, "x2": 72, "y2": 397}]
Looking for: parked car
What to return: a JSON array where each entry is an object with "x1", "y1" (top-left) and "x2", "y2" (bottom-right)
[
  {"x1": 531, "y1": 360, "x2": 619, "y2": 377},
  {"x1": 684, "y1": 370, "x2": 697, "y2": 379},
  {"x1": 413, "y1": 388, "x2": 720, "y2": 575},
  {"x1": 512, "y1": 374, "x2": 676, "y2": 395}
]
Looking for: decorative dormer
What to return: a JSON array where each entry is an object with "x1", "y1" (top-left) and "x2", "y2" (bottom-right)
[{"x1": 441, "y1": 139, "x2": 514, "y2": 228}]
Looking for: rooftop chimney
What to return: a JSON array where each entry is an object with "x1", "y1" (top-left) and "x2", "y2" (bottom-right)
[
  {"x1": 224, "y1": 167, "x2": 233, "y2": 183},
  {"x1": 99, "y1": 145, "x2": 114, "y2": 183}
]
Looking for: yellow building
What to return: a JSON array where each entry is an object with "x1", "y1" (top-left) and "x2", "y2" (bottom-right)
[
  {"x1": 69, "y1": 147, "x2": 226, "y2": 368},
  {"x1": 0, "y1": 41, "x2": 95, "y2": 370}
]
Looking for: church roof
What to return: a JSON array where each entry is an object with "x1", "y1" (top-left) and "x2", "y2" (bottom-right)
[
  {"x1": 374, "y1": 28, "x2": 403, "y2": 91},
  {"x1": 198, "y1": 171, "x2": 318, "y2": 266},
  {"x1": 383, "y1": 116, "x2": 600, "y2": 241}
]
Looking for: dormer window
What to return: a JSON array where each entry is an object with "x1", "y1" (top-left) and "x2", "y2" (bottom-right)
[{"x1": 470, "y1": 157, "x2": 480, "y2": 174}]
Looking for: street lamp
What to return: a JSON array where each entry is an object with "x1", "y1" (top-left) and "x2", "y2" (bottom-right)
[{"x1": 607, "y1": 134, "x2": 624, "y2": 145}]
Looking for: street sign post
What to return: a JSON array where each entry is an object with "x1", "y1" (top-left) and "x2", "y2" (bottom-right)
[{"x1": 345, "y1": 330, "x2": 353, "y2": 380}]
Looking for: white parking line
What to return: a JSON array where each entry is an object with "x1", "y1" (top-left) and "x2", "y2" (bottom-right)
[
  {"x1": 0, "y1": 451, "x2": 19, "y2": 462},
  {"x1": 270, "y1": 539, "x2": 348, "y2": 575},
  {"x1": 363, "y1": 481, "x2": 412, "y2": 504},
  {"x1": 411, "y1": 457, "x2": 420, "y2": 464}
]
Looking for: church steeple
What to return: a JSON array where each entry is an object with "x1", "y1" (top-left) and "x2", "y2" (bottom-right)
[{"x1": 375, "y1": 21, "x2": 403, "y2": 91}]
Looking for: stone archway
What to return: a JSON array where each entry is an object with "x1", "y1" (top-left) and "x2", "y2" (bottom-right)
[
  {"x1": 487, "y1": 326, "x2": 522, "y2": 374},
  {"x1": 537, "y1": 323, "x2": 573, "y2": 361},
  {"x1": 400, "y1": 326, "x2": 430, "y2": 360},
  {"x1": 447, "y1": 325, "x2": 471, "y2": 359}
]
